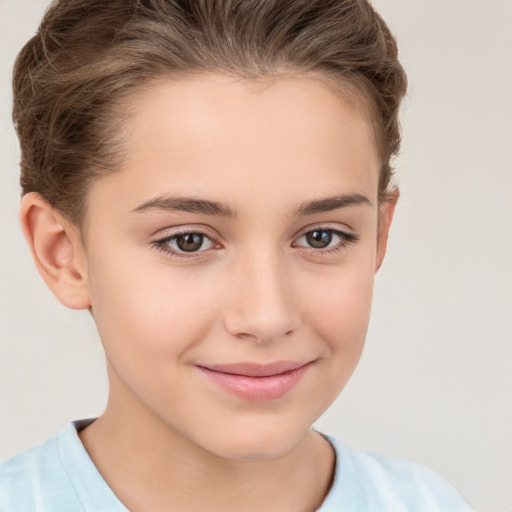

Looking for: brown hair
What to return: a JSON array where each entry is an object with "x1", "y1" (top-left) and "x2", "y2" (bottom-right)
[{"x1": 13, "y1": 0, "x2": 407, "y2": 224}]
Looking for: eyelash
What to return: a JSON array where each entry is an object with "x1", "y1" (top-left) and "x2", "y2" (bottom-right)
[
  {"x1": 152, "y1": 226, "x2": 359, "y2": 260},
  {"x1": 294, "y1": 227, "x2": 359, "y2": 256},
  {"x1": 152, "y1": 229, "x2": 221, "y2": 260}
]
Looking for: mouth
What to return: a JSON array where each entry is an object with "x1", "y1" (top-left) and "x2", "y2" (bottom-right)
[{"x1": 196, "y1": 360, "x2": 314, "y2": 401}]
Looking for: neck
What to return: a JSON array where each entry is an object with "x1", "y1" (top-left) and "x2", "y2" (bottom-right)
[{"x1": 79, "y1": 399, "x2": 335, "y2": 512}]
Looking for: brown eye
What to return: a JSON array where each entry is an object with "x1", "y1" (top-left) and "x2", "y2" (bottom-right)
[
  {"x1": 294, "y1": 227, "x2": 358, "y2": 253},
  {"x1": 176, "y1": 233, "x2": 205, "y2": 252},
  {"x1": 153, "y1": 230, "x2": 216, "y2": 257},
  {"x1": 306, "y1": 230, "x2": 333, "y2": 249}
]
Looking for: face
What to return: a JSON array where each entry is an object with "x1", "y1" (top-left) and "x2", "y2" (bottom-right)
[{"x1": 79, "y1": 73, "x2": 389, "y2": 460}]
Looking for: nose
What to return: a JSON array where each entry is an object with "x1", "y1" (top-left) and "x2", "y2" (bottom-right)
[{"x1": 223, "y1": 249, "x2": 301, "y2": 345}]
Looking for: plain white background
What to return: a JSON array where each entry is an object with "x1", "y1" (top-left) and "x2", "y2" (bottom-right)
[{"x1": 1, "y1": 1, "x2": 511, "y2": 510}]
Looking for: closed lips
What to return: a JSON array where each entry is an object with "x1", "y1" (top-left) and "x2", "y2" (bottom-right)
[
  {"x1": 198, "y1": 361, "x2": 313, "y2": 377},
  {"x1": 197, "y1": 361, "x2": 314, "y2": 401}
]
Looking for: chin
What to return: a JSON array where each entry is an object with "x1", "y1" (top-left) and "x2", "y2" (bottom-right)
[{"x1": 195, "y1": 420, "x2": 311, "y2": 462}]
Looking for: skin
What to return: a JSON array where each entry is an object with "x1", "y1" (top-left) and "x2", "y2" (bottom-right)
[{"x1": 20, "y1": 73, "x2": 396, "y2": 511}]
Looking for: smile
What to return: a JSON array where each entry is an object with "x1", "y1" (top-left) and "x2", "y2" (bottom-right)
[{"x1": 196, "y1": 361, "x2": 313, "y2": 401}]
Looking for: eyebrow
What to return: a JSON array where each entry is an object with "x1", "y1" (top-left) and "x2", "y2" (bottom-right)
[
  {"x1": 132, "y1": 196, "x2": 239, "y2": 219},
  {"x1": 131, "y1": 192, "x2": 371, "y2": 218},
  {"x1": 296, "y1": 193, "x2": 371, "y2": 215}
]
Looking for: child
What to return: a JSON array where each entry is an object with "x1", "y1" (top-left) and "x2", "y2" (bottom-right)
[{"x1": 1, "y1": 0, "x2": 473, "y2": 510}]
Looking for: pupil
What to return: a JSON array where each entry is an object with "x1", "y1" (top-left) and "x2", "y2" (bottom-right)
[
  {"x1": 177, "y1": 233, "x2": 203, "y2": 252},
  {"x1": 307, "y1": 230, "x2": 332, "y2": 248}
]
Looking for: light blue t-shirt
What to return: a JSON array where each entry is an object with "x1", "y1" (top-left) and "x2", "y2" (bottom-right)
[{"x1": 0, "y1": 419, "x2": 472, "y2": 511}]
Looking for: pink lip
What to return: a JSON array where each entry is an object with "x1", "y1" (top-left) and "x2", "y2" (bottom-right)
[{"x1": 197, "y1": 361, "x2": 313, "y2": 401}]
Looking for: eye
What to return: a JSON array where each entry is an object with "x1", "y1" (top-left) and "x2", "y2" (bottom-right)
[
  {"x1": 153, "y1": 230, "x2": 217, "y2": 258},
  {"x1": 172, "y1": 232, "x2": 212, "y2": 252},
  {"x1": 294, "y1": 227, "x2": 358, "y2": 252}
]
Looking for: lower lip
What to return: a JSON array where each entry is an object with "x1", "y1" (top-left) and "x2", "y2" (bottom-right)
[{"x1": 198, "y1": 363, "x2": 312, "y2": 401}]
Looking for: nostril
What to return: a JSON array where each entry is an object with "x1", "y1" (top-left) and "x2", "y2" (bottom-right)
[{"x1": 237, "y1": 332, "x2": 259, "y2": 342}]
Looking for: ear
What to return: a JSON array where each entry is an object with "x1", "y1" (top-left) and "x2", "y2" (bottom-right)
[
  {"x1": 19, "y1": 192, "x2": 91, "y2": 310},
  {"x1": 375, "y1": 191, "x2": 399, "y2": 272}
]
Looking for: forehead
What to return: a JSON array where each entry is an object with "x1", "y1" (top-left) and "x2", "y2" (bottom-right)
[{"x1": 88, "y1": 73, "x2": 380, "y2": 221}]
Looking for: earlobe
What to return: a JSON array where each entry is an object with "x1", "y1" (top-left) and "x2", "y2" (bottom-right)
[
  {"x1": 375, "y1": 192, "x2": 398, "y2": 272},
  {"x1": 19, "y1": 192, "x2": 91, "y2": 310}
]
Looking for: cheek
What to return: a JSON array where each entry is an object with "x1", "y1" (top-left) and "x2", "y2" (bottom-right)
[
  {"x1": 302, "y1": 259, "x2": 375, "y2": 353},
  {"x1": 86, "y1": 246, "x2": 221, "y2": 367},
  {"x1": 289, "y1": 259, "x2": 375, "y2": 420}
]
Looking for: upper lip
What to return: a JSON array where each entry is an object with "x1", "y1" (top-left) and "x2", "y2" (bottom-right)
[{"x1": 198, "y1": 360, "x2": 312, "y2": 377}]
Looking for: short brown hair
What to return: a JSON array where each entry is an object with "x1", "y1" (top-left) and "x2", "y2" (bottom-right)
[{"x1": 13, "y1": 0, "x2": 407, "y2": 224}]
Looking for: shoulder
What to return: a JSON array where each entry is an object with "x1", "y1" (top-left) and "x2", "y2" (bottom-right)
[
  {"x1": 0, "y1": 426, "x2": 80, "y2": 511},
  {"x1": 0, "y1": 419, "x2": 126, "y2": 512},
  {"x1": 318, "y1": 436, "x2": 473, "y2": 512}
]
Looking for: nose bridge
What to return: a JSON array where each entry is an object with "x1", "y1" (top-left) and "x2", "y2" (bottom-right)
[{"x1": 224, "y1": 245, "x2": 300, "y2": 344}]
